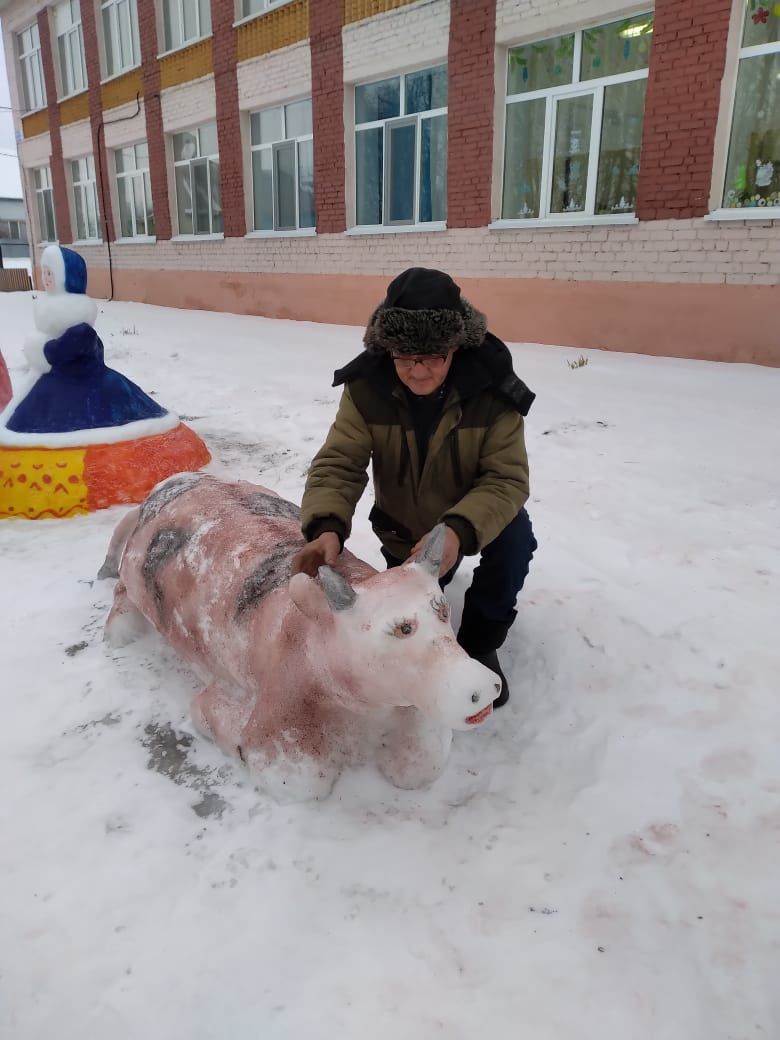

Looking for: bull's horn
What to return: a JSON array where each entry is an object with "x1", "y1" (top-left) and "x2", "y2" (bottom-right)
[
  {"x1": 415, "y1": 523, "x2": 446, "y2": 577},
  {"x1": 318, "y1": 566, "x2": 357, "y2": 612}
]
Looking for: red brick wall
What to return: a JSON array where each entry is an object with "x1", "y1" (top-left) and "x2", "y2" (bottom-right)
[
  {"x1": 81, "y1": 0, "x2": 116, "y2": 242},
  {"x1": 211, "y1": 0, "x2": 244, "y2": 237},
  {"x1": 447, "y1": 0, "x2": 497, "y2": 228},
  {"x1": 138, "y1": 0, "x2": 171, "y2": 240},
  {"x1": 37, "y1": 9, "x2": 72, "y2": 242},
  {"x1": 636, "y1": 0, "x2": 733, "y2": 220},
  {"x1": 309, "y1": 0, "x2": 346, "y2": 234}
]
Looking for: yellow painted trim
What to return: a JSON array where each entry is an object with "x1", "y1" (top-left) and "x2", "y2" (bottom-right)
[
  {"x1": 59, "y1": 91, "x2": 91, "y2": 126},
  {"x1": 21, "y1": 109, "x2": 50, "y2": 138},
  {"x1": 101, "y1": 67, "x2": 144, "y2": 111},
  {"x1": 0, "y1": 447, "x2": 88, "y2": 520},
  {"x1": 236, "y1": 0, "x2": 309, "y2": 62},
  {"x1": 344, "y1": 0, "x2": 418, "y2": 25},
  {"x1": 159, "y1": 37, "x2": 214, "y2": 89}
]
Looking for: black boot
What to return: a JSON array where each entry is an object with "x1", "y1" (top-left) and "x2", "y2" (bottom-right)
[
  {"x1": 457, "y1": 605, "x2": 515, "y2": 709},
  {"x1": 474, "y1": 650, "x2": 509, "y2": 708}
]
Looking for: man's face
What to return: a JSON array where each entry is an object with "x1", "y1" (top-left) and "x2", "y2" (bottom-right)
[{"x1": 392, "y1": 347, "x2": 457, "y2": 396}]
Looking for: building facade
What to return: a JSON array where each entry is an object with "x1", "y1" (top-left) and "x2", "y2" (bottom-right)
[
  {"x1": 1, "y1": 0, "x2": 778, "y2": 364},
  {"x1": 0, "y1": 195, "x2": 30, "y2": 262}
]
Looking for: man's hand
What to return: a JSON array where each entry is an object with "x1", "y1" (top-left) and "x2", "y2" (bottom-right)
[
  {"x1": 407, "y1": 526, "x2": 461, "y2": 577},
  {"x1": 291, "y1": 531, "x2": 341, "y2": 577}
]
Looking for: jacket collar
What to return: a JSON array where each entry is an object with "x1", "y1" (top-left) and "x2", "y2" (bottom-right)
[{"x1": 333, "y1": 332, "x2": 535, "y2": 417}]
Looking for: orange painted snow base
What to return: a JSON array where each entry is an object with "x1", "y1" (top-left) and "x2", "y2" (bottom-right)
[
  {"x1": 77, "y1": 268, "x2": 780, "y2": 368},
  {"x1": 0, "y1": 423, "x2": 210, "y2": 520}
]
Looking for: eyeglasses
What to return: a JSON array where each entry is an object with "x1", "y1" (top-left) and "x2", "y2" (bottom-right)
[{"x1": 391, "y1": 351, "x2": 451, "y2": 370}]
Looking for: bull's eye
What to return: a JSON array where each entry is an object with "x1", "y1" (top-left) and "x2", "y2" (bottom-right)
[
  {"x1": 391, "y1": 618, "x2": 418, "y2": 638},
  {"x1": 471, "y1": 692, "x2": 480, "y2": 703},
  {"x1": 430, "y1": 595, "x2": 450, "y2": 623}
]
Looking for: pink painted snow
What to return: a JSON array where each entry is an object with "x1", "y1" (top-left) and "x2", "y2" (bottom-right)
[{"x1": 0, "y1": 292, "x2": 777, "y2": 1039}]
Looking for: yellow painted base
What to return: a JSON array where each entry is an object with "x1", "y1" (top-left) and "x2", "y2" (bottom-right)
[{"x1": 0, "y1": 447, "x2": 88, "y2": 519}]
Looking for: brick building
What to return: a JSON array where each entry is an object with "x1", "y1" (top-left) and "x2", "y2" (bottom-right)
[{"x1": 1, "y1": 0, "x2": 778, "y2": 364}]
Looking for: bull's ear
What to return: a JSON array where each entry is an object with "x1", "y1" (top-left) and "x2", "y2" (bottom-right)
[
  {"x1": 413, "y1": 523, "x2": 446, "y2": 577},
  {"x1": 289, "y1": 572, "x2": 331, "y2": 622},
  {"x1": 318, "y1": 566, "x2": 357, "y2": 612}
]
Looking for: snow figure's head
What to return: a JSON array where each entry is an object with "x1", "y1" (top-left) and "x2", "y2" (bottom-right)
[{"x1": 34, "y1": 245, "x2": 98, "y2": 338}]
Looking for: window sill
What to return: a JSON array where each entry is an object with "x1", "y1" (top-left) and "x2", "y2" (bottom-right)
[
  {"x1": 100, "y1": 63, "x2": 142, "y2": 87},
  {"x1": 71, "y1": 238, "x2": 104, "y2": 246},
  {"x1": 114, "y1": 236, "x2": 157, "y2": 244},
  {"x1": 345, "y1": 222, "x2": 447, "y2": 236},
  {"x1": 233, "y1": 2, "x2": 295, "y2": 29},
  {"x1": 170, "y1": 232, "x2": 225, "y2": 242},
  {"x1": 245, "y1": 228, "x2": 316, "y2": 238},
  {"x1": 157, "y1": 35, "x2": 213, "y2": 61},
  {"x1": 705, "y1": 208, "x2": 780, "y2": 222},
  {"x1": 22, "y1": 104, "x2": 48, "y2": 117},
  {"x1": 57, "y1": 88, "x2": 89, "y2": 104},
  {"x1": 490, "y1": 214, "x2": 638, "y2": 230}
]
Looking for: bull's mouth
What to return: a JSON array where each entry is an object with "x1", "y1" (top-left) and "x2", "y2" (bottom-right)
[{"x1": 464, "y1": 703, "x2": 493, "y2": 725}]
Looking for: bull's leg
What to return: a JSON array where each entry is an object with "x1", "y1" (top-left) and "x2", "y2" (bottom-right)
[
  {"x1": 191, "y1": 682, "x2": 253, "y2": 758},
  {"x1": 244, "y1": 744, "x2": 342, "y2": 804},
  {"x1": 377, "y1": 707, "x2": 453, "y2": 790},
  {"x1": 104, "y1": 582, "x2": 151, "y2": 647}
]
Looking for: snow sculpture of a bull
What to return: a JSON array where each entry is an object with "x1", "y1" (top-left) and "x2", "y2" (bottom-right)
[{"x1": 100, "y1": 473, "x2": 499, "y2": 801}]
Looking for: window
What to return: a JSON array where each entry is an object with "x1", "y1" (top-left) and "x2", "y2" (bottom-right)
[
  {"x1": 55, "y1": 1, "x2": 87, "y2": 97},
  {"x1": 162, "y1": 0, "x2": 211, "y2": 52},
  {"x1": 354, "y1": 65, "x2": 448, "y2": 227},
  {"x1": 502, "y1": 15, "x2": 653, "y2": 222},
  {"x1": 0, "y1": 220, "x2": 25, "y2": 240},
  {"x1": 71, "y1": 156, "x2": 101, "y2": 240},
  {"x1": 34, "y1": 167, "x2": 56, "y2": 242},
  {"x1": 101, "y1": 0, "x2": 140, "y2": 78},
  {"x1": 250, "y1": 100, "x2": 315, "y2": 232},
  {"x1": 17, "y1": 23, "x2": 46, "y2": 112},
  {"x1": 722, "y1": 2, "x2": 780, "y2": 211},
  {"x1": 115, "y1": 143, "x2": 155, "y2": 237},
  {"x1": 173, "y1": 124, "x2": 222, "y2": 235},
  {"x1": 241, "y1": 0, "x2": 293, "y2": 18}
]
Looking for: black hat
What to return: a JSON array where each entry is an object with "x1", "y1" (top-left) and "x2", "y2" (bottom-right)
[{"x1": 364, "y1": 267, "x2": 487, "y2": 356}]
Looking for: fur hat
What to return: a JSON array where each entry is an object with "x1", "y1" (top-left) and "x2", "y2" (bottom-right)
[{"x1": 364, "y1": 267, "x2": 487, "y2": 356}]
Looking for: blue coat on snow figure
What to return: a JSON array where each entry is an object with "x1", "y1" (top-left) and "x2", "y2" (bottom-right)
[{"x1": 5, "y1": 245, "x2": 167, "y2": 436}]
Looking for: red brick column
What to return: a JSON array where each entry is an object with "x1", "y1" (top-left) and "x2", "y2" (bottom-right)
[
  {"x1": 309, "y1": 0, "x2": 346, "y2": 233},
  {"x1": 81, "y1": 0, "x2": 117, "y2": 241},
  {"x1": 37, "y1": 9, "x2": 72, "y2": 242},
  {"x1": 636, "y1": 0, "x2": 733, "y2": 220},
  {"x1": 447, "y1": 0, "x2": 497, "y2": 227},
  {"x1": 137, "y1": 0, "x2": 171, "y2": 239},
  {"x1": 211, "y1": 0, "x2": 244, "y2": 237}
]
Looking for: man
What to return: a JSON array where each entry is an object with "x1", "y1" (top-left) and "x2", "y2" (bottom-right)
[{"x1": 292, "y1": 267, "x2": 537, "y2": 707}]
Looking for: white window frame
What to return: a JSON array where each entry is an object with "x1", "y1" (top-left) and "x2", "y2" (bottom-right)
[
  {"x1": 354, "y1": 66, "x2": 448, "y2": 230},
  {"x1": 249, "y1": 100, "x2": 315, "y2": 234},
  {"x1": 17, "y1": 22, "x2": 46, "y2": 113},
  {"x1": 497, "y1": 19, "x2": 652, "y2": 228},
  {"x1": 161, "y1": 0, "x2": 211, "y2": 54},
  {"x1": 101, "y1": 0, "x2": 141, "y2": 80},
  {"x1": 710, "y1": 17, "x2": 780, "y2": 221},
  {"x1": 172, "y1": 124, "x2": 222, "y2": 237},
  {"x1": 237, "y1": 0, "x2": 294, "y2": 25},
  {"x1": 114, "y1": 142, "x2": 155, "y2": 239},
  {"x1": 33, "y1": 167, "x2": 57, "y2": 243},
  {"x1": 55, "y1": 0, "x2": 87, "y2": 98},
  {"x1": 0, "y1": 219, "x2": 26, "y2": 240},
  {"x1": 71, "y1": 155, "x2": 101, "y2": 242}
]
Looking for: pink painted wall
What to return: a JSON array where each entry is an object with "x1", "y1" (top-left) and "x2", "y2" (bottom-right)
[{"x1": 70, "y1": 268, "x2": 779, "y2": 367}]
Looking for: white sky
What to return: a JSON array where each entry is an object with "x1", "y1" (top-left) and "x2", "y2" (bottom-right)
[{"x1": 0, "y1": 21, "x2": 23, "y2": 199}]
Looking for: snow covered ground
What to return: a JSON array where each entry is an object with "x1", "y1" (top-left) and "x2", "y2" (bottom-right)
[{"x1": 1, "y1": 291, "x2": 778, "y2": 1040}]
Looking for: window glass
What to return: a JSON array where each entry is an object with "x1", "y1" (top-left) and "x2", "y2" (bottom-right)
[
  {"x1": 507, "y1": 34, "x2": 574, "y2": 95},
  {"x1": 356, "y1": 77, "x2": 400, "y2": 124},
  {"x1": 580, "y1": 15, "x2": 653, "y2": 81}
]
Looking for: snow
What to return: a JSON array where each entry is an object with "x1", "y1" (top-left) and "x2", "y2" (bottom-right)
[{"x1": 1, "y1": 290, "x2": 778, "y2": 1039}]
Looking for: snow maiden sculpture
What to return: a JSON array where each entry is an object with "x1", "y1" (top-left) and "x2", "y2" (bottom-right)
[
  {"x1": 100, "y1": 474, "x2": 500, "y2": 801},
  {"x1": 0, "y1": 245, "x2": 209, "y2": 519}
]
